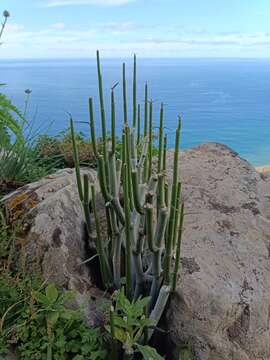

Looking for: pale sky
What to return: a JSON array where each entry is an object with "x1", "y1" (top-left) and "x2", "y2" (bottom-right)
[{"x1": 1, "y1": 0, "x2": 270, "y2": 58}]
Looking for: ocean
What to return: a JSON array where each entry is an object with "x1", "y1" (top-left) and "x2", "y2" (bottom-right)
[{"x1": 1, "y1": 58, "x2": 270, "y2": 166}]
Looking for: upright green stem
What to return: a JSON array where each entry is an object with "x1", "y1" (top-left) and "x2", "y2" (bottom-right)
[
  {"x1": 89, "y1": 98, "x2": 98, "y2": 157},
  {"x1": 164, "y1": 118, "x2": 181, "y2": 284},
  {"x1": 172, "y1": 202, "x2": 184, "y2": 292},
  {"x1": 157, "y1": 103, "x2": 164, "y2": 173},
  {"x1": 133, "y1": 54, "x2": 137, "y2": 129},
  {"x1": 123, "y1": 164, "x2": 132, "y2": 300},
  {"x1": 91, "y1": 185, "x2": 111, "y2": 287},
  {"x1": 96, "y1": 50, "x2": 110, "y2": 196},
  {"x1": 131, "y1": 170, "x2": 143, "y2": 214},
  {"x1": 111, "y1": 89, "x2": 116, "y2": 154},
  {"x1": 173, "y1": 182, "x2": 182, "y2": 249},
  {"x1": 82, "y1": 174, "x2": 92, "y2": 236},
  {"x1": 148, "y1": 285, "x2": 171, "y2": 340},
  {"x1": 148, "y1": 100, "x2": 153, "y2": 180},
  {"x1": 144, "y1": 83, "x2": 148, "y2": 136},
  {"x1": 123, "y1": 63, "x2": 128, "y2": 124},
  {"x1": 125, "y1": 125, "x2": 134, "y2": 211},
  {"x1": 109, "y1": 306, "x2": 118, "y2": 360},
  {"x1": 137, "y1": 104, "x2": 141, "y2": 146},
  {"x1": 163, "y1": 134, "x2": 168, "y2": 172},
  {"x1": 70, "y1": 117, "x2": 83, "y2": 201},
  {"x1": 96, "y1": 50, "x2": 107, "y2": 152}
]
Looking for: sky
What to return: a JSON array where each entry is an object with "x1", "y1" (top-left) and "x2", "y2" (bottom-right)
[{"x1": 1, "y1": 0, "x2": 270, "y2": 58}]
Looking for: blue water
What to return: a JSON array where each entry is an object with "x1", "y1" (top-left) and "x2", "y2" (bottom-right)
[{"x1": 1, "y1": 58, "x2": 270, "y2": 166}]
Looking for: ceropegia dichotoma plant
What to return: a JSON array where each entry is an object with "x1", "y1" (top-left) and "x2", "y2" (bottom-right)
[{"x1": 71, "y1": 51, "x2": 185, "y2": 341}]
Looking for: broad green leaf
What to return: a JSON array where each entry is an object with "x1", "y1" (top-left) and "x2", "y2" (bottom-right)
[
  {"x1": 0, "y1": 93, "x2": 27, "y2": 143},
  {"x1": 114, "y1": 327, "x2": 127, "y2": 344},
  {"x1": 72, "y1": 355, "x2": 84, "y2": 360},
  {"x1": 137, "y1": 344, "x2": 164, "y2": 360},
  {"x1": 45, "y1": 283, "x2": 58, "y2": 304},
  {"x1": 91, "y1": 350, "x2": 107, "y2": 360},
  {"x1": 47, "y1": 311, "x2": 59, "y2": 325},
  {"x1": 34, "y1": 291, "x2": 50, "y2": 306}
]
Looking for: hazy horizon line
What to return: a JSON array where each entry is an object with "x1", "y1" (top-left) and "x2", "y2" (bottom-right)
[{"x1": 2, "y1": 56, "x2": 270, "y2": 61}]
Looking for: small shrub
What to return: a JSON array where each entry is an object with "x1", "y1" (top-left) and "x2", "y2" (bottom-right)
[
  {"x1": 16, "y1": 284, "x2": 108, "y2": 360},
  {"x1": 107, "y1": 288, "x2": 164, "y2": 359},
  {"x1": 0, "y1": 218, "x2": 109, "y2": 359},
  {"x1": 35, "y1": 130, "x2": 95, "y2": 168}
]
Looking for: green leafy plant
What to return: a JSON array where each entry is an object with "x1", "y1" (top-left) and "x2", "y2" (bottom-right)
[
  {"x1": 0, "y1": 138, "x2": 58, "y2": 194},
  {"x1": 17, "y1": 283, "x2": 108, "y2": 360},
  {"x1": 0, "y1": 10, "x2": 26, "y2": 145},
  {"x1": 107, "y1": 288, "x2": 163, "y2": 359},
  {"x1": 18, "y1": 284, "x2": 107, "y2": 360},
  {"x1": 0, "y1": 93, "x2": 26, "y2": 145},
  {"x1": 0, "y1": 214, "x2": 110, "y2": 359},
  {"x1": 0, "y1": 279, "x2": 109, "y2": 359},
  {"x1": 35, "y1": 129, "x2": 95, "y2": 169},
  {"x1": 0, "y1": 9, "x2": 47, "y2": 190},
  {"x1": 71, "y1": 51, "x2": 185, "y2": 353}
]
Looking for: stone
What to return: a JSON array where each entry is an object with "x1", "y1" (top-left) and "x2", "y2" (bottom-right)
[
  {"x1": 166, "y1": 143, "x2": 270, "y2": 360},
  {"x1": 3, "y1": 143, "x2": 270, "y2": 359},
  {"x1": 2, "y1": 168, "x2": 107, "y2": 325}
]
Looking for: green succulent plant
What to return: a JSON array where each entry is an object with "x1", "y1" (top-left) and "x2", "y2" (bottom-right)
[{"x1": 71, "y1": 51, "x2": 185, "y2": 346}]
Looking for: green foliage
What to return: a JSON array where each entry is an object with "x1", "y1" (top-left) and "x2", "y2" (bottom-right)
[
  {"x1": 0, "y1": 276, "x2": 108, "y2": 359},
  {"x1": 35, "y1": 129, "x2": 95, "y2": 169},
  {"x1": 0, "y1": 93, "x2": 26, "y2": 145},
  {"x1": 136, "y1": 344, "x2": 164, "y2": 360},
  {"x1": 107, "y1": 288, "x2": 164, "y2": 359},
  {"x1": 0, "y1": 13, "x2": 56, "y2": 190},
  {"x1": 16, "y1": 284, "x2": 108, "y2": 360},
  {"x1": 0, "y1": 210, "x2": 11, "y2": 257},
  {"x1": 0, "y1": 218, "x2": 108, "y2": 359},
  {"x1": 0, "y1": 139, "x2": 57, "y2": 191},
  {"x1": 107, "y1": 289, "x2": 152, "y2": 350}
]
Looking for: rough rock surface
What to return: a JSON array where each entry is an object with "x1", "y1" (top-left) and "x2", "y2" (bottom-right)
[
  {"x1": 2, "y1": 168, "x2": 107, "y2": 324},
  {"x1": 3, "y1": 143, "x2": 270, "y2": 359},
  {"x1": 166, "y1": 143, "x2": 270, "y2": 360}
]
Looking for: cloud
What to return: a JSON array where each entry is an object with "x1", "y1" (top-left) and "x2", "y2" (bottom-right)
[
  {"x1": 51, "y1": 22, "x2": 66, "y2": 29},
  {"x1": 2, "y1": 24, "x2": 270, "y2": 59},
  {"x1": 41, "y1": 0, "x2": 134, "y2": 7},
  {"x1": 137, "y1": 32, "x2": 270, "y2": 48},
  {"x1": 6, "y1": 24, "x2": 24, "y2": 32},
  {"x1": 103, "y1": 21, "x2": 140, "y2": 32}
]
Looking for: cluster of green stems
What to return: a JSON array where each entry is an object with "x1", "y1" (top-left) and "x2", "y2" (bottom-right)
[{"x1": 71, "y1": 51, "x2": 185, "y2": 337}]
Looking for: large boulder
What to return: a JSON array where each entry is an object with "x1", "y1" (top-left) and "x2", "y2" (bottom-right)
[
  {"x1": 2, "y1": 168, "x2": 107, "y2": 325},
  {"x1": 166, "y1": 143, "x2": 270, "y2": 360},
  {"x1": 3, "y1": 143, "x2": 270, "y2": 359}
]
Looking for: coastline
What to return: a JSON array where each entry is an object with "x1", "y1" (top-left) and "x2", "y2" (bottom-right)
[{"x1": 256, "y1": 166, "x2": 270, "y2": 173}]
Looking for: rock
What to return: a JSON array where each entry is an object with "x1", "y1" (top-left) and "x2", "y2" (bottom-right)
[
  {"x1": 166, "y1": 143, "x2": 270, "y2": 360},
  {"x1": 3, "y1": 143, "x2": 270, "y2": 359},
  {"x1": 2, "y1": 168, "x2": 107, "y2": 325}
]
